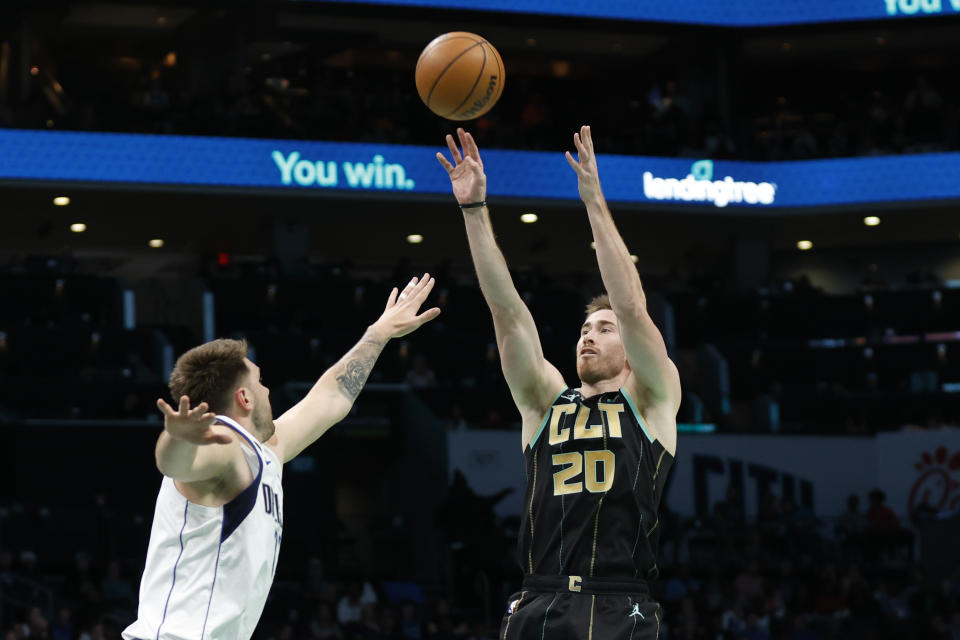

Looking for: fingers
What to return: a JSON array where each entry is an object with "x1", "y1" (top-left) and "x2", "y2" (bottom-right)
[
  {"x1": 188, "y1": 401, "x2": 209, "y2": 418},
  {"x1": 458, "y1": 128, "x2": 482, "y2": 165},
  {"x1": 415, "y1": 307, "x2": 442, "y2": 325},
  {"x1": 408, "y1": 273, "x2": 435, "y2": 305},
  {"x1": 573, "y1": 131, "x2": 586, "y2": 156},
  {"x1": 385, "y1": 286, "x2": 398, "y2": 310},
  {"x1": 157, "y1": 397, "x2": 176, "y2": 416},
  {"x1": 564, "y1": 150, "x2": 582, "y2": 173},
  {"x1": 396, "y1": 276, "x2": 418, "y2": 304},
  {"x1": 178, "y1": 395, "x2": 190, "y2": 414},
  {"x1": 436, "y1": 152, "x2": 454, "y2": 174},
  {"x1": 445, "y1": 134, "x2": 463, "y2": 164}
]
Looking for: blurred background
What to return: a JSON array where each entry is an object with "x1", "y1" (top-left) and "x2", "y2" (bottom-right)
[{"x1": 1, "y1": 1, "x2": 960, "y2": 639}]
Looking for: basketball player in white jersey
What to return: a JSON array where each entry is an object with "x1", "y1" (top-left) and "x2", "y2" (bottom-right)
[{"x1": 123, "y1": 274, "x2": 441, "y2": 640}]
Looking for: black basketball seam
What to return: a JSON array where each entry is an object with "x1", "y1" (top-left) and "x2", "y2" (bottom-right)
[
  {"x1": 417, "y1": 34, "x2": 478, "y2": 68},
  {"x1": 424, "y1": 38, "x2": 484, "y2": 108},
  {"x1": 445, "y1": 41, "x2": 488, "y2": 118}
]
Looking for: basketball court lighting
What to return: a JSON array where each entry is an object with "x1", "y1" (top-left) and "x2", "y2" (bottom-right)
[
  {"x1": 53, "y1": 196, "x2": 70, "y2": 206},
  {"x1": 520, "y1": 213, "x2": 538, "y2": 223},
  {"x1": 864, "y1": 216, "x2": 881, "y2": 226},
  {"x1": 70, "y1": 223, "x2": 86, "y2": 233},
  {"x1": 797, "y1": 240, "x2": 813, "y2": 251},
  {"x1": 149, "y1": 239, "x2": 164, "y2": 248},
  {"x1": 406, "y1": 234, "x2": 424, "y2": 244}
]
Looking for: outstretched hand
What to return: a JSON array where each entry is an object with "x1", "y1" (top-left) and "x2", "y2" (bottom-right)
[
  {"x1": 374, "y1": 273, "x2": 442, "y2": 339},
  {"x1": 565, "y1": 125, "x2": 603, "y2": 202},
  {"x1": 157, "y1": 395, "x2": 233, "y2": 445},
  {"x1": 436, "y1": 128, "x2": 487, "y2": 206}
]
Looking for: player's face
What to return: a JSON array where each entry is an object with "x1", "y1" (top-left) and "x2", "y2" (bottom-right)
[
  {"x1": 576, "y1": 309, "x2": 628, "y2": 385},
  {"x1": 246, "y1": 360, "x2": 276, "y2": 442}
]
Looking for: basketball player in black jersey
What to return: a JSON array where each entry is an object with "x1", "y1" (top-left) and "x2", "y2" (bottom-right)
[{"x1": 438, "y1": 126, "x2": 681, "y2": 639}]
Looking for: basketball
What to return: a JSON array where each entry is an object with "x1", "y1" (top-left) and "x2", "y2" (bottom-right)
[{"x1": 415, "y1": 32, "x2": 505, "y2": 121}]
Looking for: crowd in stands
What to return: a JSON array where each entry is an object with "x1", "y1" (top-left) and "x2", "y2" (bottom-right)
[
  {"x1": 2, "y1": 481, "x2": 958, "y2": 639},
  {"x1": 2, "y1": 252, "x2": 959, "y2": 434},
  {"x1": 2, "y1": 10, "x2": 959, "y2": 162}
]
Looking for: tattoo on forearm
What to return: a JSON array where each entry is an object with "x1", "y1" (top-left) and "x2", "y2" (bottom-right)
[
  {"x1": 336, "y1": 355, "x2": 376, "y2": 400},
  {"x1": 335, "y1": 331, "x2": 386, "y2": 401}
]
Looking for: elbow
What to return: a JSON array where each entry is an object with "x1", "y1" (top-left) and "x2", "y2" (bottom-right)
[
  {"x1": 611, "y1": 295, "x2": 648, "y2": 320},
  {"x1": 155, "y1": 455, "x2": 173, "y2": 477}
]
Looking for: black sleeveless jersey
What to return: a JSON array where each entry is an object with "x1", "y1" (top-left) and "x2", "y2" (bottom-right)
[{"x1": 517, "y1": 387, "x2": 673, "y2": 580}]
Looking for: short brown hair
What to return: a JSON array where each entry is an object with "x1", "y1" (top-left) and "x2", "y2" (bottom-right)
[
  {"x1": 585, "y1": 294, "x2": 612, "y2": 317},
  {"x1": 169, "y1": 338, "x2": 249, "y2": 414}
]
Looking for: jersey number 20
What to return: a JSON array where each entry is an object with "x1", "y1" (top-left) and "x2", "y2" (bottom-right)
[{"x1": 552, "y1": 450, "x2": 615, "y2": 495}]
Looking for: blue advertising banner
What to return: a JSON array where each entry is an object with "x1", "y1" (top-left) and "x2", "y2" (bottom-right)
[
  {"x1": 297, "y1": 0, "x2": 960, "y2": 26},
  {"x1": 1, "y1": 129, "x2": 958, "y2": 210}
]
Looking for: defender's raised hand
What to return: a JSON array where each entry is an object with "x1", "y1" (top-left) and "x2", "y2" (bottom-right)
[
  {"x1": 156, "y1": 395, "x2": 233, "y2": 445},
  {"x1": 436, "y1": 127, "x2": 486, "y2": 206},
  {"x1": 565, "y1": 125, "x2": 603, "y2": 202},
  {"x1": 374, "y1": 273, "x2": 442, "y2": 339}
]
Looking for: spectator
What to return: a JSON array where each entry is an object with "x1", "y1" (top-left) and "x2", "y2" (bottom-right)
[
  {"x1": 310, "y1": 602, "x2": 343, "y2": 639},
  {"x1": 405, "y1": 355, "x2": 437, "y2": 388},
  {"x1": 399, "y1": 601, "x2": 423, "y2": 640},
  {"x1": 338, "y1": 582, "x2": 366, "y2": 625},
  {"x1": 836, "y1": 494, "x2": 867, "y2": 538},
  {"x1": 866, "y1": 489, "x2": 899, "y2": 530},
  {"x1": 50, "y1": 608, "x2": 73, "y2": 640}
]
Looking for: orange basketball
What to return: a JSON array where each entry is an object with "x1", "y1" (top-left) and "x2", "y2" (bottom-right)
[{"x1": 415, "y1": 32, "x2": 505, "y2": 121}]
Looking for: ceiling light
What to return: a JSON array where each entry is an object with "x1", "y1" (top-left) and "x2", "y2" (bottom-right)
[
  {"x1": 520, "y1": 213, "x2": 538, "y2": 223},
  {"x1": 631, "y1": 255, "x2": 639, "y2": 263},
  {"x1": 148, "y1": 238, "x2": 164, "y2": 248},
  {"x1": 70, "y1": 223, "x2": 86, "y2": 233},
  {"x1": 864, "y1": 216, "x2": 880, "y2": 226},
  {"x1": 406, "y1": 234, "x2": 423, "y2": 244},
  {"x1": 797, "y1": 240, "x2": 813, "y2": 251},
  {"x1": 53, "y1": 196, "x2": 70, "y2": 206},
  {"x1": 590, "y1": 241, "x2": 596, "y2": 250}
]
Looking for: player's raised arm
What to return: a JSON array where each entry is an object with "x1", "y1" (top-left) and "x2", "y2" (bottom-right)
[
  {"x1": 272, "y1": 275, "x2": 441, "y2": 463},
  {"x1": 565, "y1": 125, "x2": 681, "y2": 451},
  {"x1": 437, "y1": 128, "x2": 565, "y2": 446},
  {"x1": 154, "y1": 395, "x2": 238, "y2": 482}
]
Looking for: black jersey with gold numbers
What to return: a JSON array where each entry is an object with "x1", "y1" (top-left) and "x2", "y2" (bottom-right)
[{"x1": 517, "y1": 387, "x2": 673, "y2": 580}]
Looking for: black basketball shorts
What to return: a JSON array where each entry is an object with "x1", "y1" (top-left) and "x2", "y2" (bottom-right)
[{"x1": 500, "y1": 575, "x2": 662, "y2": 640}]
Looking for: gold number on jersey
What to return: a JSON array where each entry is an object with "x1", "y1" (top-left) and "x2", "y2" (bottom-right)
[
  {"x1": 552, "y1": 453, "x2": 583, "y2": 495},
  {"x1": 552, "y1": 450, "x2": 616, "y2": 496}
]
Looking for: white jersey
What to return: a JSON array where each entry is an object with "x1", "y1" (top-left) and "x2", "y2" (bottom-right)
[{"x1": 123, "y1": 416, "x2": 284, "y2": 640}]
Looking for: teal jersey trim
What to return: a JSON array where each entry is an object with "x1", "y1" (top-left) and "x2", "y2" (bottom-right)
[
  {"x1": 527, "y1": 388, "x2": 569, "y2": 450},
  {"x1": 621, "y1": 387, "x2": 655, "y2": 443}
]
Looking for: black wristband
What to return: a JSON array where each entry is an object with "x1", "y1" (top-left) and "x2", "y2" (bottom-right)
[{"x1": 459, "y1": 200, "x2": 487, "y2": 209}]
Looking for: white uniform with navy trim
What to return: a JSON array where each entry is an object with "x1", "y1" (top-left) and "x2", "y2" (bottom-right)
[{"x1": 123, "y1": 416, "x2": 284, "y2": 640}]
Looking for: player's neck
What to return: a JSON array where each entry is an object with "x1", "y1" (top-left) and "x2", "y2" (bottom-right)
[
  {"x1": 222, "y1": 413, "x2": 261, "y2": 440},
  {"x1": 578, "y1": 373, "x2": 629, "y2": 399}
]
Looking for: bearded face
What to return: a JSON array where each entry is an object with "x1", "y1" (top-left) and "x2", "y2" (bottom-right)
[
  {"x1": 576, "y1": 309, "x2": 629, "y2": 385},
  {"x1": 251, "y1": 395, "x2": 276, "y2": 442}
]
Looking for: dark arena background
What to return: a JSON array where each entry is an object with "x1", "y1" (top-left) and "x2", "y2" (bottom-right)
[{"x1": 2, "y1": 1, "x2": 960, "y2": 639}]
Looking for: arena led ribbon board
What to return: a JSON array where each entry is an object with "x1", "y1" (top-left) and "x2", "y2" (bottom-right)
[
  {"x1": 1, "y1": 129, "x2": 959, "y2": 210},
  {"x1": 295, "y1": 0, "x2": 960, "y2": 26}
]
